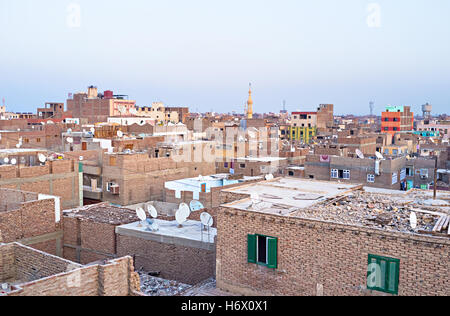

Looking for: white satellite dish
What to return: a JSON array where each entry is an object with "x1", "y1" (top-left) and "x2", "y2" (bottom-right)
[
  {"x1": 190, "y1": 200, "x2": 205, "y2": 212},
  {"x1": 265, "y1": 174, "x2": 274, "y2": 181},
  {"x1": 10, "y1": 158, "x2": 17, "y2": 165},
  {"x1": 66, "y1": 137, "x2": 74, "y2": 144},
  {"x1": 90, "y1": 127, "x2": 95, "y2": 133},
  {"x1": 136, "y1": 207, "x2": 147, "y2": 225},
  {"x1": 179, "y1": 203, "x2": 191, "y2": 218},
  {"x1": 410, "y1": 212, "x2": 418, "y2": 229},
  {"x1": 375, "y1": 152, "x2": 384, "y2": 160},
  {"x1": 79, "y1": 156, "x2": 84, "y2": 161},
  {"x1": 147, "y1": 204, "x2": 158, "y2": 219},
  {"x1": 3, "y1": 157, "x2": 9, "y2": 164},
  {"x1": 356, "y1": 149, "x2": 365, "y2": 159},
  {"x1": 251, "y1": 192, "x2": 260, "y2": 204},
  {"x1": 200, "y1": 212, "x2": 214, "y2": 227},
  {"x1": 151, "y1": 222, "x2": 160, "y2": 232},
  {"x1": 175, "y1": 209, "x2": 188, "y2": 226},
  {"x1": 38, "y1": 153, "x2": 47, "y2": 163},
  {"x1": 117, "y1": 131, "x2": 124, "y2": 138},
  {"x1": 16, "y1": 143, "x2": 21, "y2": 148},
  {"x1": 67, "y1": 128, "x2": 73, "y2": 134}
]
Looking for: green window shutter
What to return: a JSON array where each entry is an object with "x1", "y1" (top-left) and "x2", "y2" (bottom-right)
[
  {"x1": 247, "y1": 234, "x2": 257, "y2": 263},
  {"x1": 267, "y1": 237, "x2": 278, "y2": 269},
  {"x1": 78, "y1": 162, "x2": 83, "y2": 173},
  {"x1": 367, "y1": 255, "x2": 400, "y2": 295},
  {"x1": 387, "y1": 260, "x2": 400, "y2": 295}
]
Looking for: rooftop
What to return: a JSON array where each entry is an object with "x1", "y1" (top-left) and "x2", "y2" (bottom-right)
[
  {"x1": 63, "y1": 203, "x2": 139, "y2": 225},
  {"x1": 116, "y1": 220, "x2": 216, "y2": 250},
  {"x1": 221, "y1": 178, "x2": 450, "y2": 237}
]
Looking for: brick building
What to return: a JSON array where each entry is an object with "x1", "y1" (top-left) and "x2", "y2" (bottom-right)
[
  {"x1": 305, "y1": 155, "x2": 407, "y2": 190},
  {"x1": 67, "y1": 86, "x2": 136, "y2": 123},
  {"x1": 0, "y1": 242, "x2": 141, "y2": 296},
  {"x1": 381, "y1": 106, "x2": 414, "y2": 136},
  {"x1": 0, "y1": 149, "x2": 81, "y2": 209},
  {"x1": 0, "y1": 188, "x2": 62, "y2": 256},
  {"x1": 116, "y1": 219, "x2": 216, "y2": 285},
  {"x1": 63, "y1": 203, "x2": 139, "y2": 264},
  {"x1": 337, "y1": 136, "x2": 377, "y2": 156},
  {"x1": 216, "y1": 178, "x2": 449, "y2": 296},
  {"x1": 102, "y1": 148, "x2": 216, "y2": 206}
]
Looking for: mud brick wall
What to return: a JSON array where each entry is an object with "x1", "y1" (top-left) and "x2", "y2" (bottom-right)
[{"x1": 216, "y1": 208, "x2": 450, "y2": 296}]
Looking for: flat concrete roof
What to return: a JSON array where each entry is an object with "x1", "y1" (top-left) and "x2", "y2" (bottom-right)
[
  {"x1": 116, "y1": 220, "x2": 216, "y2": 250},
  {"x1": 222, "y1": 178, "x2": 358, "y2": 214}
]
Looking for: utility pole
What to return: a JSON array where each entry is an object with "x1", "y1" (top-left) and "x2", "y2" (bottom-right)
[{"x1": 433, "y1": 154, "x2": 438, "y2": 200}]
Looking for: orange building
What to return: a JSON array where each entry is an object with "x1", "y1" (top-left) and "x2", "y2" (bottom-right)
[{"x1": 381, "y1": 106, "x2": 414, "y2": 136}]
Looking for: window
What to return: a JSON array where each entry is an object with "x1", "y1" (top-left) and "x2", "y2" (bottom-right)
[
  {"x1": 240, "y1": 164, "x2": 246, "y2": 169},
  {"x1": 343, "y1": 170, "x2": 350, "y2": 180},
  {"x1": 331, "y1": 169, "x2": 339, "y2": 179},
  {"x1": 248, "y1": 234, "x2": 278, "y2": 269},
  {"x1": 36, "y1": 138, "x2": 41, "y2": 143},
  {"x1": 288, "y1": 171, "x2": 294, "y2": 177},
  {"x1": 224, "y1": 162, "x2": 228, "y2": 168},
  {"x1": 367, "y1": 254, "x2": 400, "y2": 295},
  {"x1": 367, "y1": 174, "x2": 375, "y2": 183}
]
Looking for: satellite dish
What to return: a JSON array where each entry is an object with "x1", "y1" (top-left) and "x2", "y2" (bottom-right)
[
  {"x1": 136, "y1": 207, "x2": 147, "y2": 223},
  {"x1": 200, "y1": 212, "x2": 214, "y2": 227},
  {"x1": 151, "y1": 222, "x2": 160, "y2": 231},
  {"x1": 265, "y1": 174, "x2": 274, "y2": 181},
  {"x1": 179, "y1": 203, "x2": 191, "y2": 218},
  {"x1": 3, "y1": 158, "x2": 9, "y2": 164},
  {"x1": 410, "y1": 212, "x2": 418, "y2": 229},
  {"x1": 16, "y1": 143, "x2": 21, "y2": 148},
  {"x1": 356, "y1": 149, "x2": 365, "y2": 159},
  {"x1": 175, "y1": 209, "x2": 188, "y2": 226},
  {"x1": 67, "y1": 128, "x2": 73, "y2": 134},
  {"x1": 38, "y1": 153, "x2": 47, "y2": 163},
  {"x1": 190, "y1": 200, "x2": 205, "y2": 212},
  {"x1": 117, "y1": 131, "x2": 124, "y2": 138},
  {"x1": 10, "y1": 158, "x2": 17, "y2": 165},
  {"x1": 47, "y1": 120, "x2": 54, "y2": 125},
  {"x1": 79, "y1": 156, "x2": 84, "y2": 161},
  {"x1": 375, "y1": 152, "x2": 384, "y2": 160},
  {"x1": 147, "y1": 204, "x2": 158, "y2": 219},
  {"x1": 90, "y1": 127, "x2": 95, "y2": 133},
  {"x1": 251, "y1": 192, "x2": 260, "y2": 204},
  {"x1": 66, "y1": 137, "x2": 74, "y2": 144}
]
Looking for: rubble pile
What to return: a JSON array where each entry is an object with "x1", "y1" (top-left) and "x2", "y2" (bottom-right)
[
  {"x1": 294, "y1": 191, "x2": 449, "y2": 234},
  {"x1": 139, "y1": 271, "x2": 191, "y2": 296}
]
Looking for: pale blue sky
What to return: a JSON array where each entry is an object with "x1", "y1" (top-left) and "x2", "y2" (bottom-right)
[{"x1": 1, "y1": 0, "x2": 449, "y2": 115}]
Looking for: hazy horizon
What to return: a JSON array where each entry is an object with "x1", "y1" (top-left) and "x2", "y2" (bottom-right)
[{"x1": 1, "y1": 0, "x2": 449, "y2": 116}]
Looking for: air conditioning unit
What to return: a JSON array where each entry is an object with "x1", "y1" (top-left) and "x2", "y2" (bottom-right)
[{"x1": 110, "y1": 184, "x2": 120, "y2": 195}]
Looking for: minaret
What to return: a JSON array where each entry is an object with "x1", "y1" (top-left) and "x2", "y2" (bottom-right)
[{"x1": 247, "y1": 83, "x2": 253, "y2": 119}]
